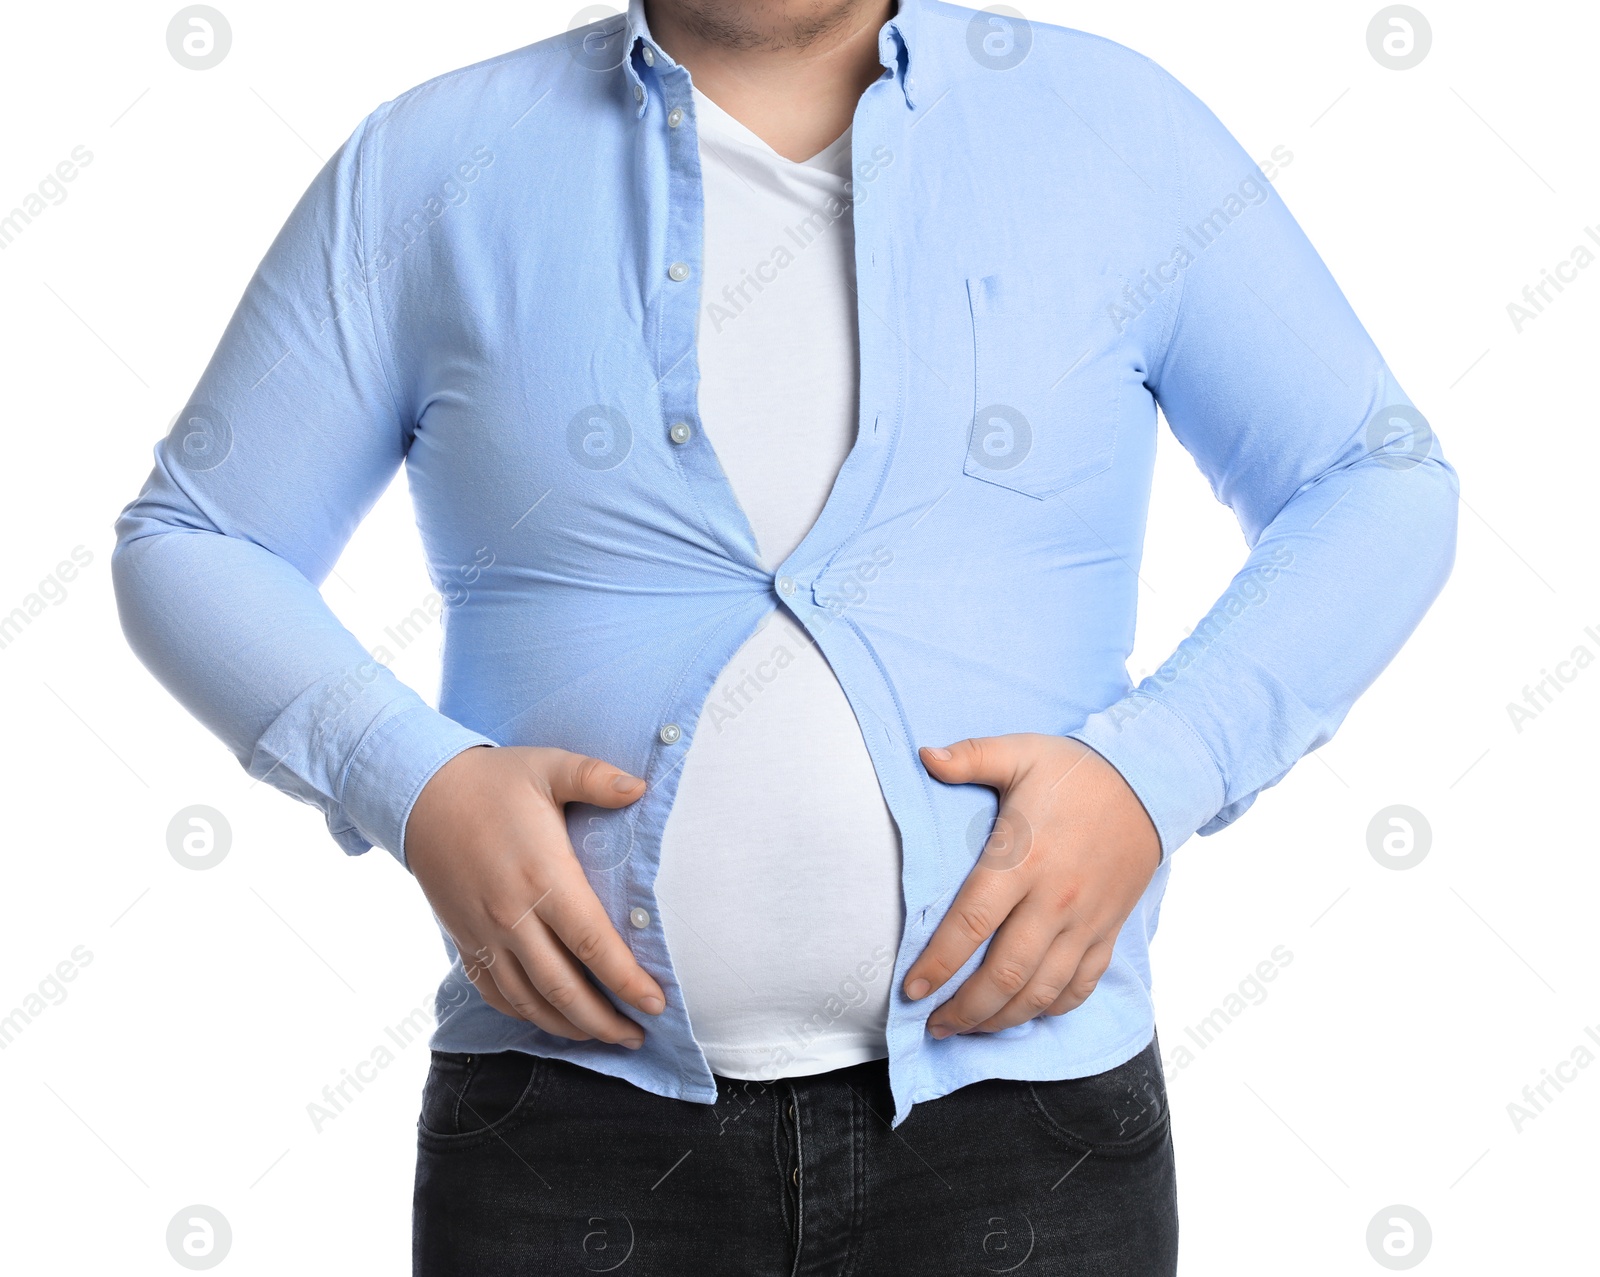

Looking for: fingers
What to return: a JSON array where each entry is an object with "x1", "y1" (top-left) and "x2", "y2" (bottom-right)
[
  {"x1": 919, "y1": 735, "x2": 1025, "y2": 789},
  {"x1": 497, "y1": 921, "x2": 648, "y2": 1047},
  {"x1": 907, "y1": 737, "x2": 1037, "y2": 1010},
  {"x1": 536, "y1": 877, "x2": 668, "y2": 1019},
  {"x1": 544, "y1": 750, "x2": 647, "y2": 809},
  {"x1": 909, "y1": 732, "x2": 1144, "y2": 1040},
  {"x1": 502, "y1": 750, "x2": 667, "y2": 1022},
  {"x1": 413, "y1": 744, "x2": 665, "y2": 1049},
  {"x1": 480, "y1": 946, "x2": 595, "y2": 1041},
  {"x1": 926, "y1": 927, "x2": 1115, "y2": 1038},
  {"x1": 518, "y1": 803, "x2": 668, "y2": 1018},
  {"x1": 474, "y1": 868, "x2": 658, "y2": 1045},
  {"x1": 457, "y1": 922, "x2": 647, "y2": 1047},
  {"x1": 924, "y1": 902, "x2": 1063, "y2": 1037},
  {"x1": 974, "y1": 935, "x2": 1112, "y2": 1033},
  {"x1": 902, "y1": 852, "x2": 1030, "y2": 1004},
  {"x1": 458, "y1": 943, "x2": 588, "y2": 1040},
  {"x1": 450, "y1": 796, "x2": 665, "y2": 1043},
  {"x1": 1043, "y1": 938, "x2": 1114, "y2": 1017}
]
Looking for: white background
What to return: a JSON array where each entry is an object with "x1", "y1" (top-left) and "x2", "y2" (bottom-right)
[{"x1": 1, "y1": 0, "x2": 1594, "y2": 1272}]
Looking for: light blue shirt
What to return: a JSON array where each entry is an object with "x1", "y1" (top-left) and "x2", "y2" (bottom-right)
[{"x1": 112, "y1": 0, "x2": 1457, "y2": 1126}]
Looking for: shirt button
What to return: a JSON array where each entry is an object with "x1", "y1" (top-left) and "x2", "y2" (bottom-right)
[
  {"x1": 668, "y1": 261, "x2": 690, "y2": 282},
  {"x1": 792, "y1": 1167, "x2": 800, "y2": 1186},
  {"x1": 776, "y1": 575, "x2": 796, "y2": 597},
  {"x1": 633, "y1": 83, "x2": 645, "y2": 105},
  {"x1": 630, "y1": 907, "x2": 651, "y2": 929},
  {"x1": 642, "y1": 45, "x2": 655, "y2": 66},
  {"x1": 668, "y1": 422, "x2": 692, "y2": 445},
  {"x1": 667, "y1": 107, "x2": 684, "y2": 129},
  {"x1": 658, "y1": 723, "x2": 682, "y2": 745}
]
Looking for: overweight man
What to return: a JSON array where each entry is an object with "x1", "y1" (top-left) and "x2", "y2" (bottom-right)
[{"x1": 113, "y1": 0, "x2": 1457, "y2": 1272}]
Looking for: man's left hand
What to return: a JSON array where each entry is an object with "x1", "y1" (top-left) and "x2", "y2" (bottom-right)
[{"x1": 906, "y1": 734, "x2": 1161, "y2": 1037}]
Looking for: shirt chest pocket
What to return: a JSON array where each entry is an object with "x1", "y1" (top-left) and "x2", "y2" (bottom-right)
[{"x1": 964, "y1": 273, "x2": 1120, "y2": 499}]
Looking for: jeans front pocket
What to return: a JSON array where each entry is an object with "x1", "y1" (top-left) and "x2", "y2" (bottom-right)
[
  {"x1": 1020, "y1": 1033, "x2": 1169, "y2": 1155},
  {"x1": 965, "y1": 272, "x2": 1120, "y2": 499},
  {"x1": 418, "y1": 1049, "x2": 546, "y2": 1147}
]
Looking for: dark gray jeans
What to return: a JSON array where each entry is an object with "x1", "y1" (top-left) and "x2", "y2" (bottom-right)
[{"x1": 414, "y1": 1031, "x2": 1177, "y2": 1275}]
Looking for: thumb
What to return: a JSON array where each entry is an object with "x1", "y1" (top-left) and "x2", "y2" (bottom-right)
[
  {"x1": 918, "y1": 736, "x2": 1019, "y2": 789},
  {"x1": 548, "y1": 751, "x2": 648, "y2": 808}
]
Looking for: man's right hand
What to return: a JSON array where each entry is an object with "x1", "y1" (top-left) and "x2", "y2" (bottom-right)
[{"x1": 405, "y1": 745, "x2": 665, "y2": 1049}]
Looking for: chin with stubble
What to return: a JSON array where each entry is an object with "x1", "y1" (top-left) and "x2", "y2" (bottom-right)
[{"x1": 653, "y1": 0, "x2": 885, "y2": 51}]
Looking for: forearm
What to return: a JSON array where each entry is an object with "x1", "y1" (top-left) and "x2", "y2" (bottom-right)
[
  {"x1": 1071, "y1": 447, "x2": 1458, "y2": 859},
  {"x1": 111, "y1": 516, "x2": 494, "y2": 862}
]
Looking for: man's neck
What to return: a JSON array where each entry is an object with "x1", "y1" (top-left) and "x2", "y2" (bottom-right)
[{"x1": 645, "y1": 0, "x2": 895, "y2": 162}]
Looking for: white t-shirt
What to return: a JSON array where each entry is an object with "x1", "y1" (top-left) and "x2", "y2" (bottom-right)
[{"x1": 652, "y1": 87, "x2": 905, "y2": 1081}]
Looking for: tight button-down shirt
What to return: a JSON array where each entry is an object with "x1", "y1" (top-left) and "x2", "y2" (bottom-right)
[{"x1": 112, "y1": 0, "x2": 1457, "y2": 1126}]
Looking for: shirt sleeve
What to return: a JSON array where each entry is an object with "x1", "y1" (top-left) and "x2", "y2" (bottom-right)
[
  {"x1": 110, "y1": 107, "x2": 496, "y2": 868},
  {"x1": 1067, "y1": 66, "x2": 1459, "y2": 862}
]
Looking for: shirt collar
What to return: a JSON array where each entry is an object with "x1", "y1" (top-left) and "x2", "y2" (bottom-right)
[{"x1": 620, "y1": 0, "x2": 923, "y2": 111}]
